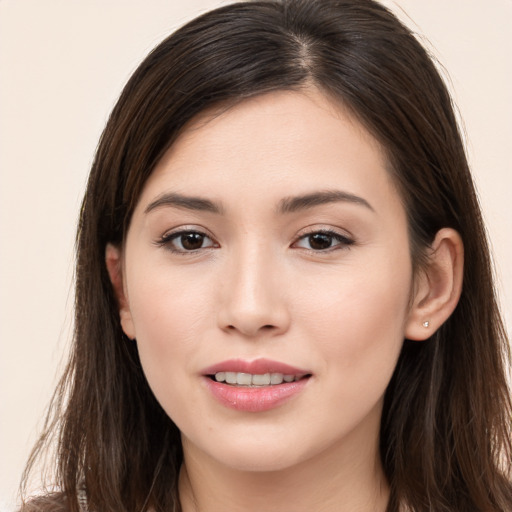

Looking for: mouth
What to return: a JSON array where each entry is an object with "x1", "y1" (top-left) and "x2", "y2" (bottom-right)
[
  {"x1": 201, "y1": 358, "x2": 312, "y2": 385},
  {"x1": 201, "y1": 358, "x2": 312, "y2": 412},
  {"x1": 208, "y1": 371, "x2": 309, "y2": 387}
]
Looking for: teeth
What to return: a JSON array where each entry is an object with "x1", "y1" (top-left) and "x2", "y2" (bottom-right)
[
  {"x1": 270, "y1": 373, "x2": 283, "y2": 385},
  {"x1": 237, "y1": 372, "x2": 252, "y2": 385},
  {"x1": 252, "y1": 373, "x2": 271, "y2": 385},
  {"x1": 213, "y1": 372, "x2": 302, "y2": 386},
  {"x1": 225, "y1": 372, "x2": 237, "y2": 384}
]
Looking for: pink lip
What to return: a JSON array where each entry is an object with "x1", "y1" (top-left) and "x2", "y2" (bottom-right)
[
  {"x1": 201, "y1": 358, "x2": 312, "y2": 413},
  {"x1": 201, "y1": 358, "x2": 310, "y2": 376}
]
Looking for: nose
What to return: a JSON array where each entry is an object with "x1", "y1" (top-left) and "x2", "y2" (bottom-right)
[{"x1": 216, "y1": 246, "x2": 291, "y2": 338}]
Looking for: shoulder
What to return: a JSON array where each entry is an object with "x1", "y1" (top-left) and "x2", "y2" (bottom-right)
[{"x1": 18, "y1": 494, "x2": 70, "y2": 512}]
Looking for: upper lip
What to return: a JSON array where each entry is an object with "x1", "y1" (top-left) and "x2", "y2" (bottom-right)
[{"x1": 202, "y1": 358, "x2": 311, "y2": 376}]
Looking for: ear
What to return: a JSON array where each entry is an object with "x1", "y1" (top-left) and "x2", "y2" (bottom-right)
[
  {"x1": 405, "y1": 228, "x2": 464, "y2": 341},
  {"x1": 105, "y1": 243, "x2": 136, "y2": 340}
]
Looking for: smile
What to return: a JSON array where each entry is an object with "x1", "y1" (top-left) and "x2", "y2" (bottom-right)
[
  {"x1": 202, "y1": 359, "x2": 312, "y2": 412},
  {"x1": 213, "y1": 372, "x2": 303, "y2": 386}
]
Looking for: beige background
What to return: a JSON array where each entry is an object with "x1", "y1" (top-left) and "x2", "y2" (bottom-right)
[{"x1": 0, "y1": 0, "x2": 510, "y2": 510}]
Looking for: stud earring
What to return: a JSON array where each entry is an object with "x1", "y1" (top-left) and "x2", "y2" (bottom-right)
[{"x1": 422, "y1": 321, "x2": 430, "y2": 328}]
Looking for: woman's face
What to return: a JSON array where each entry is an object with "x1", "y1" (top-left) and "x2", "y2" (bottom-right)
[{"x1": 116, "y1": 90, "x2": 417, "y2": 472}]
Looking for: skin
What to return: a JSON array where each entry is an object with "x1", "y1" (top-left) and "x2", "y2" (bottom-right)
[{"x1": 106, "y1": 89, "x2": 463, "y2": 512}]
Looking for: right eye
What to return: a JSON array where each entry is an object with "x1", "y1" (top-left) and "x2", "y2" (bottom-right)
[{"x1": 158, "y1": 230, "x2": 217, "y2": 253}]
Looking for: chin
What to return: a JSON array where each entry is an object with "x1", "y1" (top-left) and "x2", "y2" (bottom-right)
[
  {"x1": 183, "y1": 430, "x2": 311, "y2": 473},
  {"x1": 213, "y1": 447, "x2": 304, "y2": 473}
]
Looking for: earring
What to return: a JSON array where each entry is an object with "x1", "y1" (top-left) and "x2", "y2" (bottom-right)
[{"x1": 422, "y1": 321, "x2": 430, "y2": 328}]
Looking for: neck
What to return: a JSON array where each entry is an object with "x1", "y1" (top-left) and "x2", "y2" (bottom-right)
[{"x1": 178, "y1": 425, "x2": 389, "y2": 512}]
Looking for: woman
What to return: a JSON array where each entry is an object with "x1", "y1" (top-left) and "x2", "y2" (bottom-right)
[{"x1": 20, "y1": 0, "x2": 512, "y2": 511}]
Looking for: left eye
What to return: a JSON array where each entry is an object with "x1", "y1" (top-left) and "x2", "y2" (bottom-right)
[
  {"x1": 163, "y1": 231, "x2": 216, "y2": 252},
  {"x1": 294, "y1": 231, "x2": 354, "y2": 251}
]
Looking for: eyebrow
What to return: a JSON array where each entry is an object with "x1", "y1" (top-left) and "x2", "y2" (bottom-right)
[
  {"x1": 278, "y1": 190, "x2": 375, "y2": 214},
  {"x1": 144, "y1": 189, "x2": 374, "y2": 216},
  {"x1": 144, "y1": 192, "x2": 223, "y2": 214}
]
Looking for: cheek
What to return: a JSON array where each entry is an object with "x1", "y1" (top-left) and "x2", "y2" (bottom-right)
[
  {"x1": 128, "y1": 261, "x2": 213, "y2": 340},
  {"x1": 128, "y1": 286, "x2": 207, "y2": 426},
  {"x1": 301, "y1": 270, "x2": 410, "y2": 442},
  {"x1": 300, "y1": 254, "x2": 412, "y2": 383},
  {"x1": 126, "y1": 265, "x2": 215, "y2": 395}
]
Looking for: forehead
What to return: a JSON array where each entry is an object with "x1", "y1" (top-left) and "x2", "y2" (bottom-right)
[
  {"x1": 164, "y1": 89, "x2": 384, "y2": 167},
  {"x1": 136, "y1": 89, "x2": 401, "y2": 216}
]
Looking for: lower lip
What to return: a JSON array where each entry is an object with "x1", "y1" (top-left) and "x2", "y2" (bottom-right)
[{"x1": 203, "y1": 377, "x2": 310, "y2": 412}]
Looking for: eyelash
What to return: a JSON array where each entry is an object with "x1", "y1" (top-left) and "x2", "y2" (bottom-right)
[
  {"x1": 293, "y1": 229, "x2": 355, "y2": 253},
  {"x1": 155, "y1": 228, "x2": 355, "y2": 255},
  {"x1": 155, "y1": 229, "x2": 218, "y2": 254}
]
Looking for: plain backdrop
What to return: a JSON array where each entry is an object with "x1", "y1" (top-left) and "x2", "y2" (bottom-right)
[{"x1": 1, "y1": 0, "x2": 511, "y2": 510}]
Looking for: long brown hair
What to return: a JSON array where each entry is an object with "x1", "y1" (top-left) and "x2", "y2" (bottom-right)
[{"x1": 21, "y1": 1, "x2": 512, "y2": 511}]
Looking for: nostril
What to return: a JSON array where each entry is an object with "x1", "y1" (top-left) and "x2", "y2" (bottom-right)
[{"x1": 225, "y1": 324, "x2": 275, "y2": 332}]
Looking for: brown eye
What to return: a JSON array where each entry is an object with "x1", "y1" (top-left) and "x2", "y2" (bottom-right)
[
  {"x1": 160, "y1": 230, "x2": 216, "y2": 253},
  {"x1": 179, "y1": 232, "x2": 207, "y2": 250},
  {"x1": 294, "y1": 230, "x2": 354, "y2": 251},
  {"x1": 308, "y1": 233, "x2": 334, "y2": 250}
]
